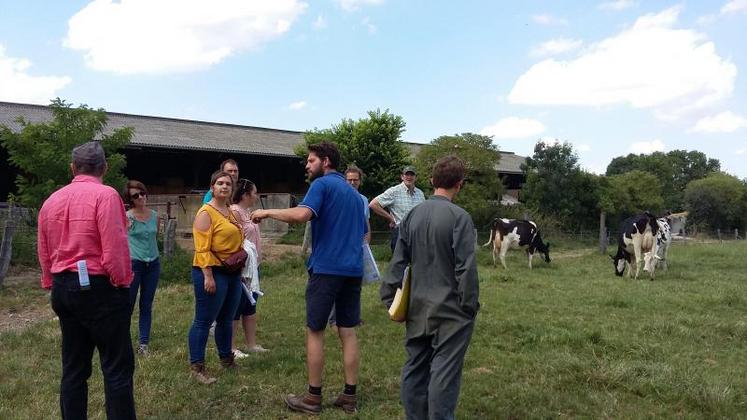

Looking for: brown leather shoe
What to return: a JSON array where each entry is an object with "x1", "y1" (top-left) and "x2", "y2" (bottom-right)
[
  {"x1": 283, "y1": 392, "x2": 322, "y2": 415},
  {"x1": 333, "y1": 392, "x2": 358, "y2": 414},
  {"x1": 220, "y1": 354, "x2": 238, "y2": 370},
  {"x1": 190, "y1": 362, "x2": 217, "y2": 385}
]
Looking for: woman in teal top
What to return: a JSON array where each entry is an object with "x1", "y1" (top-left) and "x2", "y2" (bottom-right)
[{"x1": 124, "y1": 180, "x2": 160, "y2": 355}]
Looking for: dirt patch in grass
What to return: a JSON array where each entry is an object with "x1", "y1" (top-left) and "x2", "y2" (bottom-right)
[
  {"x1": 262, "y1": 243, "x2": 302, "y2": 262},
  {"x1": 0, "y1": 267, "x2": 54, "y2": 334}
]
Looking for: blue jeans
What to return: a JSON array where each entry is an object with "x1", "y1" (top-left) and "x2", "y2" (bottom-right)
[
  {"x1": 129, "y1": 258, "x2": 160, "y2": 345},
  {"x1": 188, "y1": 267, "x2": 242, "y2": 363}
]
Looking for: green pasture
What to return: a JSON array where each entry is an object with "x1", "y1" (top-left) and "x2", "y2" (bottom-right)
[{"x1": 1, "y1": 240, "x2": 746, "y2": 419}]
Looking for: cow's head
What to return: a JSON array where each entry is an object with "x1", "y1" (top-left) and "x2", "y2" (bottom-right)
[
  {"x1": 610, "y1": 254, "x2": 626, "y2": 276},
  {"x1": 532, "y1": 233, "x2": 551, "y2": 263},
  {"x1": 643, "y1": 252, "x2": 663, "y2": 272}
]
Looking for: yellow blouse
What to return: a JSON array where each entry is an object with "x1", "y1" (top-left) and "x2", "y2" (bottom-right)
[{"x1": 192, "y1": 204, "x2": 243, "y2": 268}]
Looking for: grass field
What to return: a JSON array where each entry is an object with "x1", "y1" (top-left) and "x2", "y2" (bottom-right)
[{"x1": 1, "y1": 240, "x2": 746, "y2": 419}]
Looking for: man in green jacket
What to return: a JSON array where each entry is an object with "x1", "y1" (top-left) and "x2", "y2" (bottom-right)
[{"x1": 381, "y1": 155, "x2": 480, "y2": 420}]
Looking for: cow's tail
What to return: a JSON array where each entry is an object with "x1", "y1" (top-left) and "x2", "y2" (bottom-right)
[{"x1": 482, "y1": 228, "x2": 494, "y2": 247}]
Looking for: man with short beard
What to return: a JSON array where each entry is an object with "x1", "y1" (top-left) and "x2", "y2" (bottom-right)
[{"x1": 252, "y1": 142, "x2": 367, "y2": 415}]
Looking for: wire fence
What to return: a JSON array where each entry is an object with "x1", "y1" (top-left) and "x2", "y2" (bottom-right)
[{"x1": 2, "y1": 206, "x2": 745, "y2": 280}]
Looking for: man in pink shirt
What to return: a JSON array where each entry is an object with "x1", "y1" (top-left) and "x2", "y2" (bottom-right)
[{"x1": 38, "y1": 141, "x2": 136, "y2": 420}]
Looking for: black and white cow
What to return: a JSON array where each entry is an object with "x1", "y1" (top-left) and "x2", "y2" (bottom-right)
[
  {"x1": 483, "y1": 218, "x2": 551, "y2": 269},
  {"x1": 610, "y1": 212, "x2": 659, "y2": 280},
  {"x1": 644, "y1": 217, "x2": 672, "y2": 274}
]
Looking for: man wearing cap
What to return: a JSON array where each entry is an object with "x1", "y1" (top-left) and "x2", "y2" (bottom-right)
[
  {"x1": 369, "y1": 165, "x2": 425, "y2": 252},
  {"x1": 38, "y1": 141, "x2": 136, "y2": 419}
]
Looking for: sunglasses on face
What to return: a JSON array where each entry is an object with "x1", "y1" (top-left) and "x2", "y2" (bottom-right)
[{"x1": 131, "y1": 192, "x2": 146, "y2": 200}]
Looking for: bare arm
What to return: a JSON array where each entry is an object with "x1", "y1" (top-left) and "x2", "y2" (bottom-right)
[
  {"x1": 369, "y1": 198, "x2": 395, "y2": 228},
  {"x1": 251, "y1": 206, "x2": 313, "y2": 225}
]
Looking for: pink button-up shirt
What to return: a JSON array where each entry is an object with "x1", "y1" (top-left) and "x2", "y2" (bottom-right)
[{"x1": 37, "y1": 175, "x2": 133, "y2": 289}]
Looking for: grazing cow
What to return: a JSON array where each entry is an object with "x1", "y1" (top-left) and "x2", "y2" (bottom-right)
[
  {"x1": 610, "y1": 212, "x2": 659, "y2": 280},
  {"x1": 644, "y1": 217, "x2": 672, "y2": 274},
  {"x1": 483, "y1": 218, "x2": 551, "y2": 269}
]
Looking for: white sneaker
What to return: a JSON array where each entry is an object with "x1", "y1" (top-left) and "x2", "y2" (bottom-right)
[
  {"x1": 233, "y1": 349, "x2": 249, "y2": 359},
  {"x1": 248, "y1": 344, "x2": 270, "y2": 353}
]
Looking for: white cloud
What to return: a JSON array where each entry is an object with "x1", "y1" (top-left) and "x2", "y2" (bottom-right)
[
  {"x1": 598, "y1": 0, "x2": 637, "y2": 11},
  {"x1": 288, "y1": 100, "x2": 307, "y2": 110},
  {"x1": 0, "y1": 44, "x2": 71, "y2": 104},
  {"x1": 691, "y1": 111, "x2": 747, "y2": 133},
  {"x1": 697, "y1": 0, "x2": 746, "y2": 25},
  {"x1": 576, "y1": 143, "x2": 592, "y2": 152},
  {"x1": 480, "y1": 117, "x2": 546, "y2": 139},
  {"x1": 313, "y1": 14, "x2": 327, "y2": 30},
  {"x1": 335, "y1": 0, "x2": 384, "y2": 12},
  {"x1": 530, "y1": 38, "x2": 583, "y2": 57},
  {"x1": 509, "y1": 7, "x2": 736, "y2": 121},
  {"x1": 736, "y1": 148, "x2": 745, "y2": 155},
  {"x1": 629, "y1": 139, "x2": 665, "y2": 154},
  {"x1": 721, "y1": 0, "x2": 747, "y2": 15},
  {"x1": 361, "y1": 17, "x2": 377, "y2": 34},
  {"x1": 531, "y1": 14, "x2": 568, "y2": 26},
  {"x1": 64, "y1": 0, "x2": 307, "y2": 75}
]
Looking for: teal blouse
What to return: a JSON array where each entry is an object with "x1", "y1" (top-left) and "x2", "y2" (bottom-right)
[{"x1": 127, "y1": 210, "x2": 159, "y2": 262}]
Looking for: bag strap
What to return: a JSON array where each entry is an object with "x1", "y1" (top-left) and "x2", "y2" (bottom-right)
[{"x1": 203, "y1": 203, "x2": 245, "y2": 261}]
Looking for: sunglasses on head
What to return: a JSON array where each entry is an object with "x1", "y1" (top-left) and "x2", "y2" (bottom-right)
[{"x1": 130, "y1": 192, "x2": 146, "y2": 200}]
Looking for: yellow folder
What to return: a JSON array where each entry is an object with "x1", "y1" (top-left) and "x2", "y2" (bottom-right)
[{"x1": 388, "y1": 266, "x2": 411, "y2": 322}]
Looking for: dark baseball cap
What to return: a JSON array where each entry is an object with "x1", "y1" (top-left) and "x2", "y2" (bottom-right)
[{"x1": 402, "y1": 166, "x2": 417, "y2": 175}]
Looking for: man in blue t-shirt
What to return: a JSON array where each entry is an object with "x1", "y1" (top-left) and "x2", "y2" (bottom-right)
[{"x1": 252, "y1": 142, "x2": 366, "y2": 415}]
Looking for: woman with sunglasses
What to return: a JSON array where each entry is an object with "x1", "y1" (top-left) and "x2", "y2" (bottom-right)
[
  {"x1": 188, "y1": 171, "x2": 244, "y2": 384},
  {"x1": 230, "y1": 179, "x2": 269, "y2": 358},
  {"x1": 124, "y1": 180, "x2": 160, "y2": 356}
]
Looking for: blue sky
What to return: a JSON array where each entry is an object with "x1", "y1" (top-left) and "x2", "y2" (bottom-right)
[{"x1": 1, "y1": 0, "x2": 745, "y2": 178}]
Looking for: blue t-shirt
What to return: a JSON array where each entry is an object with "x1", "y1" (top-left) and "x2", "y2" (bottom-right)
[
  {"x1": 299, "y1": 172, "x2": 367, "y2": 277},
  {"x1": 203, "y1": 190, "x2": 213, "y2": 204}
]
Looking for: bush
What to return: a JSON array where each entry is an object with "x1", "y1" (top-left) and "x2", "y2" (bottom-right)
[
  {"x1": 10, "y1": 229, "x2": 37, "y2": 267},
  {"x1": 159, "y1": 246, "x2": 193, "y2": 286}
]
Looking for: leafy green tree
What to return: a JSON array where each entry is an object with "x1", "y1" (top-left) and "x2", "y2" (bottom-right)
[
  {"x1": 297, "y1": 109, "x2": 410, "y2": 198},
  {"x1": 606, "y1": 150, "x2": 720, "y2": 211},
  {"x1": 413, "y1": 133, "x2": 504, "y2": 225},
  {"x1": 599, "y1": 170, "x2": 664, "y2": 226},
  {"x1": 0, "y1": 99, "x2": 132, "y2": 209},
  {"x1": 684, "y1": 173, "x2": 747, "y2": 232},
  {"x1": 521, "y1": 140, "x2": 600, "y2": 229}
]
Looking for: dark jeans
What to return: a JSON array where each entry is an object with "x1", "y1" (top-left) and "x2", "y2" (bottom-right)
[
  {"x1": 188, "y1": 267, "x2": 241, "y2": 363},
  {"x1": 129, "y1": 259, "x2": 160, "y2": 345},
  {"x1": 390, "y1": 225, "x2": 400, "y2": 253},
  {"x1": 401, "y1": 323, "x2": 475, "y2": 420},
  {"x1": 51, "y1": 272, "x2": 136, "y2": 420}
]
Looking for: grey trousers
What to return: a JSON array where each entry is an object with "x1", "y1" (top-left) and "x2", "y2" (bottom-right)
[{"x1": 400, "y1": 322, "x2": 475, "y2": 420}]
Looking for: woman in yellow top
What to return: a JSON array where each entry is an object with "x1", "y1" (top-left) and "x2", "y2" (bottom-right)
[{"x1": 187, "y1": 170, "x2": 244, "y2": 384}]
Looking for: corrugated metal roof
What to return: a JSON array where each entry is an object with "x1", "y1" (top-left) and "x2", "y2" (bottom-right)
[
  {"x1": 0, "y1": 101, "x2": 303, "y2": 157},
  {"x1": 0, "y1": 101, "x2": 526, "y2": 172}
]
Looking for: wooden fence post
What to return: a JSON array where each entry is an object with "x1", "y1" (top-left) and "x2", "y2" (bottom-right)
[
  {"x1": 163, "y1": 218, "x2": 177, "y2": 258},
  {"x1": 598, "y1": 211, "x2": 607, "y2": 254},
  {"x1": 735, "y1": 228, "x2": 739, "y2": 240},
  {"x1": 301, "y1": 221, "x2": 312, "y2": 256},
  {"x1": 0, "y1": 206, "x2": 18, "y2": 286}
]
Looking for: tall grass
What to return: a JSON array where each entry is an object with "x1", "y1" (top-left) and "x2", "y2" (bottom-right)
[{"x1": 1, "y1": 241, "x2": 746, "y2": 418}]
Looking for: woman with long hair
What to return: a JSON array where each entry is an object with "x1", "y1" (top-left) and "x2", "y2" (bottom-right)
[
  {"x1": 230, "y1": 178, "x2": 269, "y2": 357},
  {"x1": 124, "y1": 180, "x2": 160, "y2": 355},
  {"x1": 187, "y1": 170, "x2": 244, "y2": 384}
]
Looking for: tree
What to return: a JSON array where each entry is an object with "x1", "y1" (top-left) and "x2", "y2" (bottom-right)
[
  {"x1": 521, "y1": 140, "x2": 600, "y2": 229},
  {"x1": 684, "y1": 173, "x2": 747, "y2": 232},
  {"x1": 599, "y1": 170, "x2": 664, "y2": 225},
  {"x1": 297, "y1": 109, "x2": 410, "y2": 199},
  {"x1": 413, "y1": 133, "x2": 504, "y2": 225},
  {"x1": 606, "y1": 150, "x2": 720, "y2": 211},
  {"x1": 0, "y1": 99, "x2": 132, "y2": 209}
]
